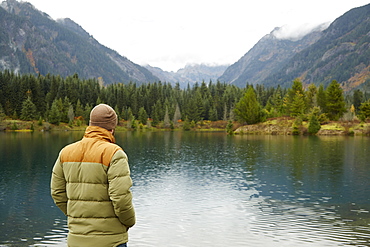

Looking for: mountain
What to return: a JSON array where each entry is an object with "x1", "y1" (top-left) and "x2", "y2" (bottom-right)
[
  {"x1": 218, "y1": 25, "x2": 326, "y2": 87},
  {"x1": 145, "y1": 63, "x2": 228, "y2": 88},
  {"x1": 219, "y1": 3, "x2": 370, "y2": 91},
  {"x1": 262, "y1": 3, "x2": 370, "y2": 91},
  {"x1": 0, "y1": 0, "x2": 159, "y2": 85}
]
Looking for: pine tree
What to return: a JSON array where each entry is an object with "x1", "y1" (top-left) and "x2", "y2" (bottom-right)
[
  {"x1": 271, "y1": 86, "x2": 284, "y2": 116},
  {"x1": 308, "y1": 114, "x2": 321, "y2": 135},
  {"x1": 208, "y1": 106, "x2": 218, "y2": 121},
  {"x1": 114, "y1": 105, "x2": 121, "y2": 122},
  {"x1": 20, "y1": 97, "x2": 37, "y2": 121},
  {"x1": 284, "y1": 79, "x2": 306, "y2": 116},
  {"x1": 316, "y1": 84, "x2": 327, "y2": 113},
  {"x1": 163, "y1": 106, "x2": 170, "y2": 128},
  {"x1": 84, "y1": 103, "x2": 92, "y2": 125},
  {"x1": 48, "y1": 99, "x2": 61, "y2": 125},
  {"x1": 75, "y1": 99, "x2": 84, "y2": 118},
  {"x1": 138, "y1": 107, "x2": 148, "y2": 125},
  {"x1": 172, "y1": 103, "x2": 181, "y2": 125},
  {"x1": 306, "y1": 84, "x2": 317, "y2": 110},
  {"x1": 234, "y1": 86, "x2": 262, "y2": 124},
  {"x1": 182, "y1": 117, "x2": 191, "y2": 131},
  {"x1": 67, "y1": 105, "x2": 75, "y2": 123},
  {"x1": 226, "y1": 120, "x2": 234, "y2": 135},
  {"x1": 290, "y1": 91, "x2": 306, "y2": 116},
  {"x1": 353, "y1": 89, "x2": 364, "y2": 113},
  {"x1": 0, "y1": 104, "x2": 6, "y2": 122},
  {"x1": 223, "y1": 103, "x2": 228, "y2": 121},
  {"x1": 326, "y1": 80, "x2": 346, "y2": 121},
  {"x1": 61, "y1": 97, "x2": 71, "y2": 123},
  {"x1": 359, "y1": 100, "x2": 370, "y2": 121}
]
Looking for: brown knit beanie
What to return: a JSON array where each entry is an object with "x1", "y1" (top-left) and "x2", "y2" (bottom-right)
[{"x1": 89, "y1": 104, "x2": 118, "y2": 130}]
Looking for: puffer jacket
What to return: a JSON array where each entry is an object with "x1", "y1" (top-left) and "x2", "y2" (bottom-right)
[{"x1": 51, "y1": 126, "x2": 135, "y2": 247}]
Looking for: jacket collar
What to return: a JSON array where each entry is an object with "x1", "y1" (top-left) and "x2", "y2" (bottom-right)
[{"x1": 83, "y1": 126, "x2": 116, "y2": 143}]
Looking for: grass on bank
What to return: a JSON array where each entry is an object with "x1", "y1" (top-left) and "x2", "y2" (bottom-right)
[
  {"x1": 1, "y1": 117, "x2": 370, "y2": 136},
  {"x1": 0, "y1": 119, "x2": 238, "y2": 133}
]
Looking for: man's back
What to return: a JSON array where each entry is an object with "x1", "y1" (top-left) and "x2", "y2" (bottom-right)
[{"x1": 51, "y1": 126, "x2": 135, "y2": 247}]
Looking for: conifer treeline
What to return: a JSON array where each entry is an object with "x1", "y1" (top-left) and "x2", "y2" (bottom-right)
[
  {"x1": 0, "y1": 70, "x2": 244, "y2": 126},
  {"x1": 1, "y1": 70, "x2": 370, "y2": 127}
]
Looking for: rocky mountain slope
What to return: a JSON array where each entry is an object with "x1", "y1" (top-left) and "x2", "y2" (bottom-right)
[
  {"x1": 262, "y1": 3, "x2": 370, "y2": 90},
  {"x1": 219, "y1": 3, "x2": 370, "y2": 91},
  {"x1": 0, "y1": 0, "x2": 159, "y2": 85},
  {"x1": 218, "y1": 25, "x2": 326, "y2": 88}
]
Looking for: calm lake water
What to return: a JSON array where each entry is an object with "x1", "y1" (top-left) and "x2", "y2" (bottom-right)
[{"x1": 0, "y1": 131, "x2": 370, "y2": 246}]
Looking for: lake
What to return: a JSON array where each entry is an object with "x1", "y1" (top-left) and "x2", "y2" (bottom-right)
[{"x1": 0, "y1": 131, "x2": 369, "y2": 246}]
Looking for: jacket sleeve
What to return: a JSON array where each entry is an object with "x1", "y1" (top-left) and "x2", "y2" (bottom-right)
[
  {"x1": 108, "y1": 149, "x2": 136, "y2": 228},
  {"x1": 50, "y1": 151, "x2": 68, "y2": 215}
]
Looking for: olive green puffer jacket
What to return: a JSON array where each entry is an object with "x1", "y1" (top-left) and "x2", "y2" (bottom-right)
[{"x1": 51, "y1": 126, "x2": 135, "y2": 247}]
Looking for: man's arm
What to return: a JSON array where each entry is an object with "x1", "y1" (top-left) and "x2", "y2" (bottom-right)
[
  {"x1": 50, "y1": 152, "x2": 68, "y2": 215},
  {"x1": 108, "y1": 149, "x2": 136, "y2": 229}
]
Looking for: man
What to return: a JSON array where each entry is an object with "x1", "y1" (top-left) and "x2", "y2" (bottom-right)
[{"x1": 51, "y1": 104, "x2": 135, "y2": 247}]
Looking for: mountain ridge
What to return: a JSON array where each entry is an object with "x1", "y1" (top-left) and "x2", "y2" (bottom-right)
[
  {"x1": 0, "y1": 0, "x2": 369, "y2": 91},
  {"x1": 0, "y1": 0, "x2": 159, "y2": 85},
  {"x1": 218, "y1": 3, "x2": 370, "y2": 91},
  {"x1": 145, "y1": 63, "x2": 228, "y2": 88},
  {"x1": 263, "y1": 3, "x2": 370, "y2": 91},
  {"x1": 218, "y1": 24, "x2": 325, "y2": 87}
]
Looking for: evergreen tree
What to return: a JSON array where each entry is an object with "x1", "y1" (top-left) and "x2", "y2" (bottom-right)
[
  {"x1": 223, "y1": 103, "x2": 228, "y2": 121},
  {"x1": 353, "y1": 89, "x2": 364, "y2": 113},
  {"x1": 138, "y1": 107, "x2": 148, "y2": 125},
  {"x1": 75, "y1": 99, "x2": 84, "y2": 118},
  {"x1": 0, "y1": 104, "x2": 5, "y2": 122},
  {"x1": 308, "y1": 114, "x2": 321, "y2": 135},
  {"x1": 59, "y1": 97, "x2": 70, "y2": 123},
  {"x1": 84, "y1": 103, "x2": 92, "y2": 125},
  {"x1": 289, "y1": 91, "x2": 306, "y2": 117},
  {"x1": 292, "y1": 116, "x2": 302, "y2": 135},
  {"x1": 226, "y1": 120, "x2": 234, "y2": 135},
  {"x1": 151, "y1": 100, "x2": 162, "y2": 126},
  {"x1": 234, "y1": 86, "x2": 262, "y2": 124},
  {"x1": 20, "y1": 97, "x2": 37, "y2": 121},
  {"x1": 126, "y1": 107, "x2": 134, "y2": 121},
  {"x1": 359, "y1": 100, "x2": 370, "y2": 121},
  {"x1": 326, "y1": 80, "x2": 346, "y2": 121},
  {"x1": 67, "y1": 105, "x2": 75, "y2": 123},
  {"x1": 182, "y1": 117, "x2": 191, "y2": 131},
  {"x1": 316, "y1": 84, "x2": 327, "y2": 113},
  {"x1": 49, "y1": 99, "x2": 61, "y2": 125},
  {"x1": 229, "y1": 107, "x2": 235, "y2": 121},
  {"x1": 163, "y1": 106, "x2": 170, "y2": 128},
  {"x1": 173, "y1": 103, "x2": 181, "y2": 125},
  {"x1": 209, "y1": 106, "x2": 218, "y2": 121},
  {"x1": 114, "y1": 105, "x2": 121, "y2": 123},
  {"x1": 306, "y1": 84, "x2": 317, "y2": 110},
  {"x1": 269, "y1": 87, "x2": 284, "y2": 117},
  {"x1": 186, "y1": 96, "x2": 201, "y2": 122},
  {"x1": 284, "y1": 79, "x2": 306, "y2": 116}
]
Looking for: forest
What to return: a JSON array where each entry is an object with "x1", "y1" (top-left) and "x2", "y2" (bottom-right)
[{"x1": 1, "y1": 70, "x2": 370, "y2": 132}]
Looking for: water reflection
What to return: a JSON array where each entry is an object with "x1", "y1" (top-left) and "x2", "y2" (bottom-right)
[{"x1": 0, "y1": 132, "x2": 369, "y2": 246}]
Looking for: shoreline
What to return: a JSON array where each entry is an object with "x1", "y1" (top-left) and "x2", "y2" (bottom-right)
[{"x1": 1, "y1": 118, "x2": 370, "y2": 136}]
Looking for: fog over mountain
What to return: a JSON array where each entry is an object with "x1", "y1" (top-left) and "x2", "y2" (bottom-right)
[
  {"x1": 272, "y1": 22, "x2": 330, "y2": 41},
  {"x1": 218, "y1": 3, "x2": 370, "y2": 91}
]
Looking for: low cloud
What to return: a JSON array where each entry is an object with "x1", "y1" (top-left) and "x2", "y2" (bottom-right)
[{"x1": 272, "y1": 22, "x2": 330, "y2": 41}]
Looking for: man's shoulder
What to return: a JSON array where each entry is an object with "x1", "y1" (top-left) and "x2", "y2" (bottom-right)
[{"x1": 61, "y1": 140, "x2": 82, "y2": 152}]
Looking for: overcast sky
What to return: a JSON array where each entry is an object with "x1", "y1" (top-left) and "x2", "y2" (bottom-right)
[{"x1": 24, "y1": 0, "x2": 369, "y2": 72}]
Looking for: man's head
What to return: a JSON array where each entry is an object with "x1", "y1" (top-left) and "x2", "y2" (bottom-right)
[{"x1": 89, "y1": 104, "x2": 118, "y2": 131}]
